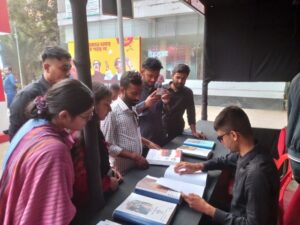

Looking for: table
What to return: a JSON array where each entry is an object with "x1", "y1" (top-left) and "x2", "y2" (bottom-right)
[{"x1": 91, "y1": 120, "x2": 228, "y2": 225}]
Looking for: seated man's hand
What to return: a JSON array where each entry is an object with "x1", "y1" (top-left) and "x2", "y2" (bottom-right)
[
  {"x1": 182, "y1": 193, "x2": 216, "y2": 217},
  {"x1": 174, "y1": 162, "x2": 203, "y2": 174}
]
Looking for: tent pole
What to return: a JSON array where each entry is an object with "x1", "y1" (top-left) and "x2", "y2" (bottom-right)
[{"x1": 69, "y1": 0, "x2": 104, "y2": 212}]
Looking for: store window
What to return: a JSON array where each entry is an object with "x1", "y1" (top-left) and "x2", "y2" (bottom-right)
[{"x1": 140, "y1": 14, "x2": 204, "y2": 80}]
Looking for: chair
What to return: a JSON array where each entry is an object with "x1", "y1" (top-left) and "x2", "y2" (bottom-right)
[
  {"x1": 283, "y1": 185, "x2": 300, "y2": 225},
  {"x1": 277, "y1": 127, "x2": 287, "y2": 157},
  {"x1": 276, "y1": 154, "x2": 292, "y2": 225}
]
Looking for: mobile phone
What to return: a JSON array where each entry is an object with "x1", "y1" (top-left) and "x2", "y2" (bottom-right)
[{"x1": 156, "y1": 87, "x2": 164, "y2": 96}]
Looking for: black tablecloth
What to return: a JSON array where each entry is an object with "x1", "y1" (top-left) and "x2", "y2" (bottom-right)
[{"x1": 90, "y1": 120, "x2": 228, "y2": 225}]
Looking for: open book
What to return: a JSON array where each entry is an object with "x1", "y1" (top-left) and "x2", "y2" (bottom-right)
[
  {"x1": 183, "y1": 138, "x2": 215, "y2": 149},
  {"x1": 146, "y1": 149, "x2": 182, "y2": 166},
  {"x1": 113, "y1": 193, "x2": 177, "y2": 225},
  {"x1": 157, "y1": 165, "x2": 207, "y2": 197},
  {"x1": 177, "y1": 144, "x2": 213, "y2": 159},
  {"x1": 96, "y1": 220, "x2": 121, "y2": 225},
  {"x1": 134, "y1": 175, "x2": 181, "y2": 204}
]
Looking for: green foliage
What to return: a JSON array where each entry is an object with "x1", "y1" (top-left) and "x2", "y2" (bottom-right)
[{"x1": 0, "y1": 0, "x2": 59, "y2": 85}]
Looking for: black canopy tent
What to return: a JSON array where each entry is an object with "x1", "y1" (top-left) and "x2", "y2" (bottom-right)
[
  {"x1": 201, "y1": 0, "x2": 300, "y2": 82},
  {"x1": 68, "y1": 0, "x2": 300, "y2": 218},
  {"x1": 200, "y1": 0, "x2": 300, "y2": 119}
]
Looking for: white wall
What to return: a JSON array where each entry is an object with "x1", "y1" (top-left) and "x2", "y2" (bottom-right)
[
  {"x1": 57, "y1": 0, "x2": 193, "y2": 26},
  {"x1": 165, "y1": 79, "x2": 286, "y2": 99}
]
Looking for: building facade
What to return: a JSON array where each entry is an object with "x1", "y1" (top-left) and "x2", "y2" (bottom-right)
[{"x1": 56, "y1": 0, "x2": 205, "y2": 80}]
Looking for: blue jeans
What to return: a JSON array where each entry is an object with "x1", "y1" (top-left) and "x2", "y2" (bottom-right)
[{"x1": 6, "y1": 92, "x2": 15, "y2": 108}]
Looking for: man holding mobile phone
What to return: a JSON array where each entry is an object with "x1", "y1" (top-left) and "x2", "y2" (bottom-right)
[
  {"x1": 135, "y1": 58, "x2": 170, "y2": 147},
  {"x1": 163, "y1": 64, "x2": 205, "y2": 141}
]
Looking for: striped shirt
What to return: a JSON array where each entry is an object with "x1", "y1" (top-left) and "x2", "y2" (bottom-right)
[
  {"x1": 0, "y1": 125, "x2": 75, "y2": 225},
  {"x1": 101, "y1": 97, "x2": 142, "y2": 174}
]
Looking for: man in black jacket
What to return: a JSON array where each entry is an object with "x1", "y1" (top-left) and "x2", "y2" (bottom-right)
[
  {"x1": 163, "y1": 64, "x2": 204, "y2": 141},
  {"x1": 174, "y1": 106, "x2": 279, "y2": 225},
  {"x1": 135, "y1": 58, "x2": 170, "y2": 146},
  {"x1": 8, "y1": 46, "x2": 72, "y2": 139},
  {"x1": 286, "y1": 72, "x2": 300, "y2": 183}
]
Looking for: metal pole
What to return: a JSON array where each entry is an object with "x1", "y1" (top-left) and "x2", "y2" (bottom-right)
[
  {"x1": 201, "y1": 80, "x2": 209, "y2": 120},
  {"x1": 70, "y1": 0, "x2": 104, "y2": 213},
  {"x1": 13, "y1": 24, "x2": 24, "y2": 88},
  {"x1": 116, "y1": 0, "x2": 126, "y2": 72},
  {"x1": 201, "y1": 12, "x2": 209, "y2": 121}
]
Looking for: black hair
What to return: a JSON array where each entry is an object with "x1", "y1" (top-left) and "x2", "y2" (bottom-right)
[
  {"x1": 27, "y1": 79, "x2": 94, "y2": 120},
  {"x1": 110, "y1": 83, "x2": 120, "y2": 92},
  {"x1": 214, "y1": 106, "x2": 253, "y2": 137},
  {"x1": 92, "y1": 82, "x2": 112, "y2": 103},
  {"x1": 120, "y1": 71, "x2": 142, "y2": 88},
  {"x1": 142, "y1": 58, "x2": 163, "y2": 71},
  {"x1": 172, "y1": 64, "x2": 190, "y2": 76},
  {"x1": 41, "y1": 46, "x2": 71, "y2": 62}
]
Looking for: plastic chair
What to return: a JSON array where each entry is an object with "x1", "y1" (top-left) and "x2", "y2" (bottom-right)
[
  {"x1": 272, "y1": 128, "x2": 292, "y2": 224},
  {"x1": 276, "y1": 154, "x2": 292, "y2": 224},
  {"x1": 283, "y1": 185, "x2": 300, "y2": 225},
  {"x1": 277, "y1": 127, "x2": 287, "y2": 157}
]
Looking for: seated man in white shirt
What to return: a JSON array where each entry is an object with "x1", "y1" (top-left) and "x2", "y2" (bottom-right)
[{"x1": 101, "y1": 71, "x2": 159, "y2": 174}]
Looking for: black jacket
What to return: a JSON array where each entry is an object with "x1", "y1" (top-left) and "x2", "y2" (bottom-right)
[
  {"x1": 287, "y1": 72, "x2": 300, "y2": 160},
  {"x1": 203, "y1": 145, "x2": 279, "y2": 225},
  {"x1": 8, "y1": 76, "x2": 50, "y2": 139}
]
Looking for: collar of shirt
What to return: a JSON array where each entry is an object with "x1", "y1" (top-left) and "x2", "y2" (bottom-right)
[
  {"x1": 114, "y1": 97, "x2": 140, "y2": 127},
  {"x1": 237, "y1": 144, "x2": 259, "y2": 169},
  {"x1": 115, "y1": 97, "x2": 139, "y2": 116},
  {"x1": 164, "y1": 81, "x2": 182, "y2": 93},
  {"x1": 115, "y1": 97, "x2": 130, "y2": 112},
  {"x1": 40, "y1": 74, "x2": 51, "y2": 90}
]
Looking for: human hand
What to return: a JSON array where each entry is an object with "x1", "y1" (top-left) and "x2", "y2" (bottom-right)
[
  {"x1": 182, "y1": 193, "x2": 216, "y2": 217},
  {"x1": 174, "y1": 162, "x2": 203, "y2": 174},
  {"x1": 192, "y1": 131, "x2": 206, "y2": 139},
  {"x1": 110, "y1": 177, "x2": 119, "y2": 191},
  {"x1": 146, "y1": 140, "x2": 161, "y2": 149},
  {"x1": 144, "y1": 91, "x2": 160, "y2": 109},
  {"x1": 112, "y1": 168, "x2": 123, "y2": 183},
  {"x1": 135, "y1": 154, "x2": 149, "y2": 169},
  {"x1": 161, "y1": 91, "x2": 170, "y2": 104}
]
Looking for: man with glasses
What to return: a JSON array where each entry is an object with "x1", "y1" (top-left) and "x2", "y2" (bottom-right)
[
  {"x1": 174, "y1": 106, "x2": 279, "y2": 225},
  {"x1": 8, "y1": 46, "x2": 72, "y2": 139}
]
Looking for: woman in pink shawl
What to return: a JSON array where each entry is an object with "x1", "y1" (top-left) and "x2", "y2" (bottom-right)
[{"x1": 0, "y1": 79, "x2": 94, "y2": 225}]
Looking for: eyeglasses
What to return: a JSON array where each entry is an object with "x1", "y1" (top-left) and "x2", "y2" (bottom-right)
[
  {"x1": 79, "y1": 111, "x2": 94, "y2": 121},
  {"x1": 217, "y1": 132, "x2": 229, "y2": 143}
]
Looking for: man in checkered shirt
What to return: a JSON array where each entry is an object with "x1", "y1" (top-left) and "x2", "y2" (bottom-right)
[{"x1": 101, "y1": 71, "x2": 160, "y2": 174}]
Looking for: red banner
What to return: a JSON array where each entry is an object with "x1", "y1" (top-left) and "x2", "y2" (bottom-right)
[{"x1": 0, "y1": 0, "x2": 10, "y2": 34}]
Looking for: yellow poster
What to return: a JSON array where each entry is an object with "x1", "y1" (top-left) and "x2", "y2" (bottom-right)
[{"x1": 68, "y1": 37, "x2": 141, "y2": 84}]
